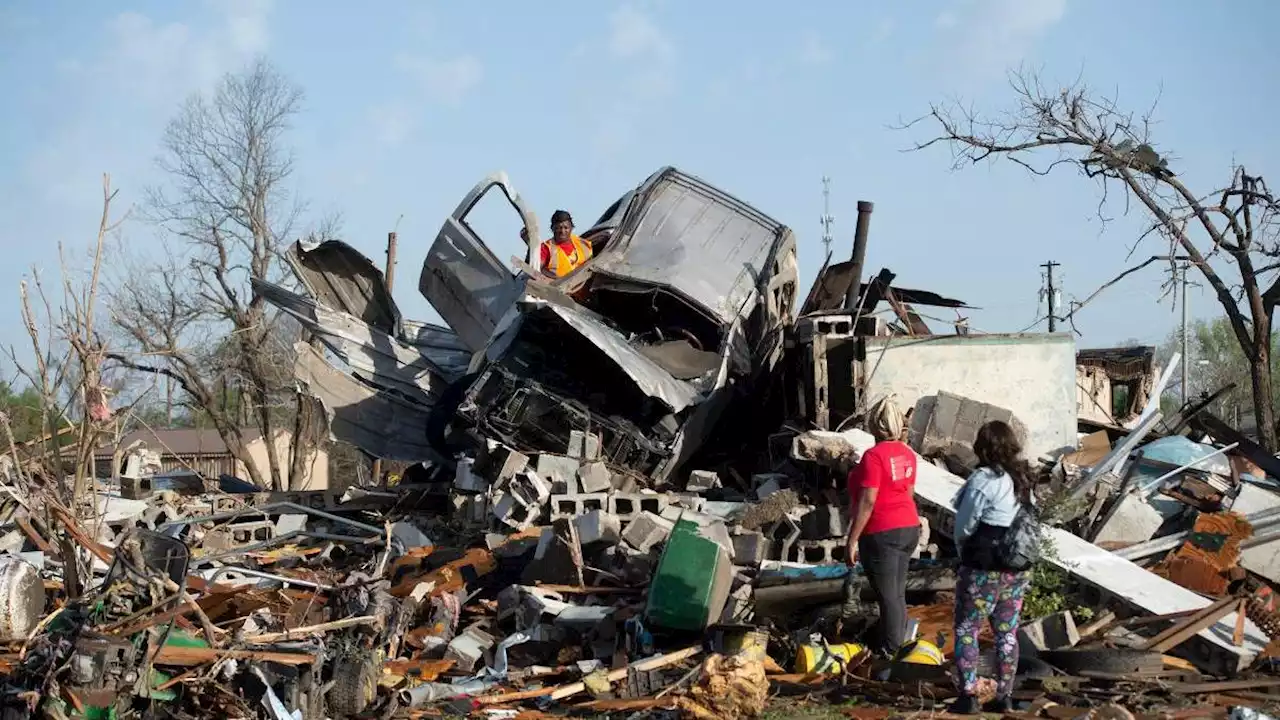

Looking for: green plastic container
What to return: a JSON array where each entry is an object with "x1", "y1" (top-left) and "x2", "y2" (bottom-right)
[{"x1": 645, "y1": 518, "x2": 734, "y2": 631}]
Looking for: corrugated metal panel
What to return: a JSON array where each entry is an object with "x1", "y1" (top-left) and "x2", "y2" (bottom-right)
[{"x1": 589, "y1": 170, "x2": 784, "y2": 324}]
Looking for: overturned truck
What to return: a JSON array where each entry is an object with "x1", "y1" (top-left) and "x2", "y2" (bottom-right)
[{"x1": 257, "y1": 166, "x2": 799, "y2": 484}]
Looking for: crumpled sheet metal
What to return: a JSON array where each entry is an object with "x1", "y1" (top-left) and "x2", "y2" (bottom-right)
[
  {"x1": 293, "y1": 342, "x2": 440, "y2": 462},
  {"x1": 510, "y1": 295, "x2": 703, "y2": 413},
  {"x1": 256, "y1": 279, "x2": 466, "y2": 400}
]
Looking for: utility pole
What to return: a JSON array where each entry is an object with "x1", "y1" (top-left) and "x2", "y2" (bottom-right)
[
  {"x1": 820, "y1": 176, "x2": 834, "y2": 259},
  {"x1": 1040, "y1": 261, "x2": 1061, "y2": 332},
  {"x1": 1180, "y1": 261, "x2": 1190, "y2": 401},
  {"x1": 372, "y1": 231, "x2": 398, "y2": 486}
]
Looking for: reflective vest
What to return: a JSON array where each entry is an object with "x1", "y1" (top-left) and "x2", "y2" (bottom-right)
[{"x1": 542, "y1": 235, "x2": 592, "y2": 277}]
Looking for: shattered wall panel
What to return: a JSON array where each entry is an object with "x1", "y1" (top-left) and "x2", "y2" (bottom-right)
[{"x1": 862, "y1": 334, "x2": 1077, "y2": 460}]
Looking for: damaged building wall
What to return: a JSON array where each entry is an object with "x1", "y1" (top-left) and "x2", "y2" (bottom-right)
[
  {"x1": 862, "y1": 333, "x2": 1077, "y2": 459},
  {"x1": 1076, "y1": 346, "x2": 1158, "y2": 428}
]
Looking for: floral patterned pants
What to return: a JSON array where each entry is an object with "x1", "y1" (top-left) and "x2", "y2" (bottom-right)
[{"x1": 953, "y1": 566, "x2": 1031, "y2": 696}]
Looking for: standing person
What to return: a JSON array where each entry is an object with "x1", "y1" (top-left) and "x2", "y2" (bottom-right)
[
  {"x1": 845, "y1": 396, "x2": 921, "y2": 661},
  {"x1": 950, "y1": 420, "x2": 1037, "y2": 714}
]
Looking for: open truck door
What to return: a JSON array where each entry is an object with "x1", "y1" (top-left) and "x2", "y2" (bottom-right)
[{"x1": 419, "y1": 172, "x2": 540, "y2": 351}]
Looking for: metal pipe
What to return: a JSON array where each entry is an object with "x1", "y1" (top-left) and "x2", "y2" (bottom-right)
[
  {"x1": 204, "y1": 566, "x2": 335, "y2": 592},
  {"x1": 843, "y1": 200, "x2": 874, "y2": 310}
]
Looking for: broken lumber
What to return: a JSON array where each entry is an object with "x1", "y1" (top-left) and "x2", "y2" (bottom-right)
[{"x1": 151, "y1": 645, "x2": 316, "y2": 667}]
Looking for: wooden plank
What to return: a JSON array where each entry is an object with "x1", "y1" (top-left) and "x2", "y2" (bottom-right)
[
  {"x1": 1143, "y1": 595, "x2": 1238, "y2": 653},
  {"x1": 152, "y1": 645, "x2": 315, "y2": 667}
]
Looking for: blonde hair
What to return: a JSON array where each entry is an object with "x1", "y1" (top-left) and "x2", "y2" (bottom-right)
[{"x1": 868, "y1": 396, "x2": 905, "y2": 442}]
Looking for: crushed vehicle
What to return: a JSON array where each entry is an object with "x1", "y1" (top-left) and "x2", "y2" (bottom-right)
[{"x1": 258, "y1": 166, "x2": 799, "y2": 483}]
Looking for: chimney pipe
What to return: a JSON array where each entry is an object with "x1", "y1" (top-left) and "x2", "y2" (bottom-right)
[{"x1": 844, "y1": 200, "x2": 874, "y2": 310}]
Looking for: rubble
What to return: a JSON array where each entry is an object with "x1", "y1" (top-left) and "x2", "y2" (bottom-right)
[{"x1": 5, "y1": 167, "x2": 1280, "y2": 720}]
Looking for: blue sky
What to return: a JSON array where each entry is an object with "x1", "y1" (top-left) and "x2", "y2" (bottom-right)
[{"x1": 1, "y1": 0, "x2": 1278, "y2": 373}]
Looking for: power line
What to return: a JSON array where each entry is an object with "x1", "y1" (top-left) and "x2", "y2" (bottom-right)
[{"x1": 1039, "y1": 260, "x2": 1062, "y2": 332}]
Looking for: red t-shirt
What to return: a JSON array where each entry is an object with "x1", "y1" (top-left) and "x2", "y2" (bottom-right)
[{"x1": 847, "y1": 440, "x2": 919, "y2": 535}]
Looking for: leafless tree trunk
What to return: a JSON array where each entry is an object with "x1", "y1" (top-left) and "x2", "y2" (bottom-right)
[
  {"x1": 903, "y1": 69, "x2": 1280, "y2": 451},
  {"x1": 106, "y1": 59, "x2": 307, "y2": 490}
]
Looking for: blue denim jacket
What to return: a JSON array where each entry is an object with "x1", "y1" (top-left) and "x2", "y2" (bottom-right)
[{"x1": 953, "y1": 466, "x2": 1021, "y2": 549}]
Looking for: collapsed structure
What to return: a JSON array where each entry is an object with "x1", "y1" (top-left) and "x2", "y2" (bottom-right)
[{"x1": 4, "y1": 167, "x2": 1280, "y2": 718}]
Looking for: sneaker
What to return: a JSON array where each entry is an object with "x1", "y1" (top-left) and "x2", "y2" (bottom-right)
[
  {"x1": 951, "y1": 695, "x2": 980, "y2": 715},
  {"x1": 983, "y1": 695, "x2": 1015, "y2": 713}
]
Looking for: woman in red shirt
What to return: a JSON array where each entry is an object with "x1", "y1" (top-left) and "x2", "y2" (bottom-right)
[{"x1": 845, "y1": 396, "x2": 920, "y2": 658}]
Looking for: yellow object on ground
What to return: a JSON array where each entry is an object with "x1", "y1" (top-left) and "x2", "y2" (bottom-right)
[
  {"x1": 897, "y1": 639, "x2": 944, "y2": 666},
  {"x1": 793, "y1": 642, "x2": 867, "y2": 674}
]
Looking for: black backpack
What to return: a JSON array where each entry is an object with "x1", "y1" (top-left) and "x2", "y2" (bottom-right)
[{"x1": 995, "y1": 504, "x2": 1041, "y2": 572}]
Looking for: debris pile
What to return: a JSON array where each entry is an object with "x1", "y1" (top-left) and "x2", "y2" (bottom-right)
[{"x1": 4, "y1": 166, "x2": 1280, "y2": 718}]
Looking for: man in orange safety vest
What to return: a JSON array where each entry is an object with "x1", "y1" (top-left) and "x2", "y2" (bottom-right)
[{"x1": 529, "y1": 209, "x2": 592, "y2": 278}]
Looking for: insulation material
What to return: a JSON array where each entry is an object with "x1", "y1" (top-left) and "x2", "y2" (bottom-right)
[
  {"x1": 676, "y1": 654, "x2": 768, "y2": 720},
  {"x1": 1153, "y1": 512, "x2": 1254, "y2": 596}
]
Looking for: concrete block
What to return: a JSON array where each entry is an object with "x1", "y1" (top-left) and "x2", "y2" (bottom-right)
[
  {"x1": 444, "y1": 626, "x2": 497, "y2": 672},
  {"x1": 720, "y1": 583, "x2": 754, "y2": 624},
  {"x1": 611, "y1": 473, "x2": 639, "y2": 493},
  {"x1": 1018, "y1": 611, "x2": 1079, "y2": 653},
  {"x1": 549, "y1": 493, "x2": 609, "y2": 521},
  {"x1": 755, "y1": 476, "x2": 784, "y2": 501},
  {"x1": 537, "y1": 454, "x2": 581, "y2": 491},
  {"x1": 119, "y1": 476, "x2": 154, "y2": 500},
  {"x1": 457, "y1": 494, "x2": 490, "y2": 528},
  {"x1": 669, "y1": 494, "x2": 707, "y2": 512},
  {"x1": 568, "y1": 431, "x2": 601, "y2": 461},
  {"x1": 610, "y1": 493, "x2": 669, "y2": 522},
  {"x1": 577, "y1": 462, "x2": 613, "y2": 494},
  {"x1": 274, "y1": 514, "x2": 309, "y2": 536},
  {"x1": 800, "y1": 505, "x2": 848, "y2": 540},
  {"x1": 453, "y1": 456, "x2": 488, "y2": 494},
  {"x1": 597, "y1": 544, "x2": 655, "y2": 585},
  {"x1": 524, "y1": 518, "x2": 585, "y2": 587},
  {"x1": 492, "y1": 492, "x2": 538, "y2": 531},
  {"x1": 621, "y1": 512, "x2": 675, "y2": 553},
  {"x1": 205, "y1": 520, "x2": 275, "y2": 550},
  {"x1": 731, "y1": 531, "x2": 769, "y2": 566},
  {"x1": 510, "y1": 469, "x2": 551, "y2": 508},
  {"x1": 787, "y1": 539, "x2": 847, "y2": 565},
  {"x1": 574, "y1": 509, "x2": 622, "y2": 546},
  {"x1": 480, "y1": 445, "x2": 529, "y2": 483},
  {"x1": 687, "y1": 470, "x2": 720, "y2": 493}
]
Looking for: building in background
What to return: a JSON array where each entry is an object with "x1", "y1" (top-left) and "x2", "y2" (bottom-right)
[
  {"x1": 1077, "y1": 346, "x2": 1159, "y2": 429},
  {"x1": 91, "y1": 427, "x2": 329, "y2": 490}
]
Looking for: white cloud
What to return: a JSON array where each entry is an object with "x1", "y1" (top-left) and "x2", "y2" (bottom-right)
[
  {"x1": 25, "y1": 1, "x2": 276, "y2": 206},
  {"x1": 869, "y1": 17, "x2": 896, "y2": 46},
  {"x1": 799, "y1": 32, "x2": 833, "y2": 66},
  {"x1": 936, "y1": 0, "x2": 1067, "y2": 82},
  {"x1": 396, "y1": 54, "x2": 484, "y2": 107},
  {"x1": 368, "y1": 102, "x2": 415, "y2": 147},
  {"x1": 592, "y1": 5, "x2": 677, "y2": 161},
  {"x1": 608, "y1": 4, "x2": 674, "y2": 62}
]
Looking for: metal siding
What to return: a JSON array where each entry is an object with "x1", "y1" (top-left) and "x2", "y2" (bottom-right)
[{"x1": 590, "y1": 172, "x2": 781, "y2": 324}]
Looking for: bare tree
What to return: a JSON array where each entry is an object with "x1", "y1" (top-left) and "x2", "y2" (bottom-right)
[
  {"x1": 4, "y1": 176, "x2": 129, "y2": 596},
  {"x1": 904, "y1": 69, "x2": 1280, "y2": 451},
  {"x1": 107, "y1": 59, "x2": 313, "y2": 489}
]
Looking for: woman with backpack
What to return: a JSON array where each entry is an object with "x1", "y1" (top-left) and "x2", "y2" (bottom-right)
[{"x1": 950, "y1": 420, "x2": 1038, "y2": 715}]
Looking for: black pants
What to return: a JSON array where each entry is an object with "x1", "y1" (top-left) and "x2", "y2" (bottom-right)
[{"x1": 859, "y1": 524, "x2": 920, "y2": 656}]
